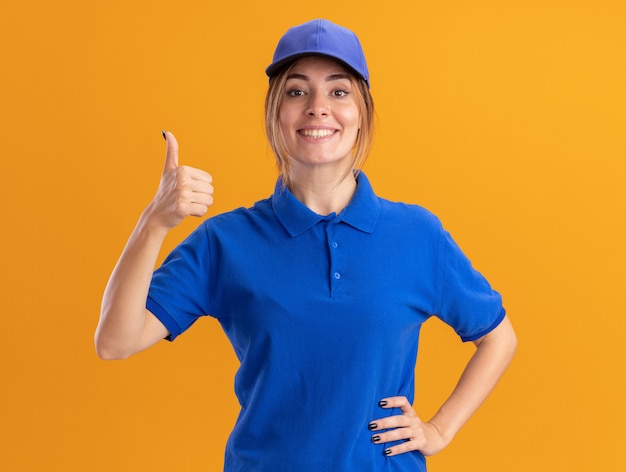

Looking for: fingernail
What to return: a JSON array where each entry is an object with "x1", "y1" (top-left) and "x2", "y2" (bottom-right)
[
  {"x1": 378, "y1": 400, "x2": 388, "y2": 407},
  {"x1": 368, "y1": 422, "x2": 377, "y2": 430},
  {"x1": 371, "y1": 435, "x2": 381, "y2": 443},
  {"x1": 384, "y1": 448, "x2": 392, "y2": 456},
  {"x1": 162, "y1": 130, "x2": 167, "y2": 140}
]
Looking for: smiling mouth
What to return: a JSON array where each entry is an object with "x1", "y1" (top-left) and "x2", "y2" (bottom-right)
[{"x1": 298, "y1": 129, "x2": 336, "y2": 139}]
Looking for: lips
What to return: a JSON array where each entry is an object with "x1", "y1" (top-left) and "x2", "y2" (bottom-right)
[{"x1": 298, "y1": 129, "x2": 336, "y2": 139}]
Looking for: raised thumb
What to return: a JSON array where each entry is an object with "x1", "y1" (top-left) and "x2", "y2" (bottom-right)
[{"x1": 162, "y1": 130, "x2": 179, "y2": 172}]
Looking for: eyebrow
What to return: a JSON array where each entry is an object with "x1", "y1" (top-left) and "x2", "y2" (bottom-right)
[{"x1": 286, "y1": 73, "x2": 351, "y2": 82}]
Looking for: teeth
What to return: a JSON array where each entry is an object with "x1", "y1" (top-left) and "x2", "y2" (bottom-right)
[{"x1": 300, "y1": 129, "x2": 334, "y2": 138}]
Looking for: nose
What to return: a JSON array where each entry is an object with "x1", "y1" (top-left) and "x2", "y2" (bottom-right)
[{"x1": 306, "y1": 91, "x2": 329, "y2": 117}]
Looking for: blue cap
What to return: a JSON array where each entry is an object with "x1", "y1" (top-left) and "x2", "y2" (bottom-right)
[{"x1": 266, "y1": 19, "x2": 370, "y2": 88}]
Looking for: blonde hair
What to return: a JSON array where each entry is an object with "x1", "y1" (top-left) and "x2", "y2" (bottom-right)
[{"x1": 264, "y1": 60, "x2": 375, "y2": 189}]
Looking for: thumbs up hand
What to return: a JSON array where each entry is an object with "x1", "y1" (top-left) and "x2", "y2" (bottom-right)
[{"x1": 144, "y1": 131, "x2": 214, "y2": 231}]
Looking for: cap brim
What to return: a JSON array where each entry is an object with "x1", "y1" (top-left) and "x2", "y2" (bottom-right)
[{"x1": 266, "y1": 53, "x2": 366, "y2": 83}]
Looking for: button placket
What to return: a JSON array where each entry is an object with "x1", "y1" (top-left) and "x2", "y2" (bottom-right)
[{"x1": 326, "y1": 222, "x2": 342, "y2": 295}]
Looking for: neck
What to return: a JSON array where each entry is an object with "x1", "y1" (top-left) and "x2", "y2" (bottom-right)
[{"x1": 288, "y1": 168, "x2": 358, "y2": 216}]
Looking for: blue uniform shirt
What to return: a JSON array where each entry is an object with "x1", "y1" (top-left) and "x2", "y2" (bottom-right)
[{"x1": 147, "y1": 172, "x2": 505, "y2": 471}]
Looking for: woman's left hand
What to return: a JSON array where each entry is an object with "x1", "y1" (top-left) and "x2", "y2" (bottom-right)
[{"x1": 369, "y1": 396, "x2": 448, "y2": 457}]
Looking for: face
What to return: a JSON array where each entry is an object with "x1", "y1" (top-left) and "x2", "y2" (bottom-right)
[{"x1": 278, "y1": 56, "x2": 361, "y2": 174}]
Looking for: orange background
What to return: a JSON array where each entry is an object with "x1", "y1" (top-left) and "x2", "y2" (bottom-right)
[{"x1": 2, "y1": 1, "x2": 625, "y2": 470}]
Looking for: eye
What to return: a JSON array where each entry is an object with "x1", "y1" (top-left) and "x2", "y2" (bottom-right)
[
  {"x1": 332, "y1": 89, "x2": 350, "y2": 97},
  {"x1": 286, "y1": 89, "x2": 306, "y2": 97}
]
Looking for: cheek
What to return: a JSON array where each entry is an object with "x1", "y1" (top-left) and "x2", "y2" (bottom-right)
[
  {"x1": 338, "y1": 104, "x2": 361, "y2": 130},
  {"x1": 278, "y1": 107, "x2": 296, "y2": 134},
  {"x1": 344, "y1": 111, "x2": 361, "y2": 135}
]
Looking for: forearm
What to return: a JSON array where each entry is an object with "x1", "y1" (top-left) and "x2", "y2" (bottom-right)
[
  {"x1": 95, "y1": 131, "x2": 213, "y2": 359},
  {"x1": 95, "y1": 209, "x2": 168, "y2": 359},
  {"x1": 428, "y1": 316, "x2": 517, "y2": 444}
]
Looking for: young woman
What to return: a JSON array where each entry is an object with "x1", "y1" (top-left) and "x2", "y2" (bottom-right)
[{"x1": 96, "y1": 19, "x2": 517, "y2": 471}]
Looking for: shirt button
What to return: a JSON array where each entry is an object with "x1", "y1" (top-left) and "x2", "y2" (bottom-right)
[
  {"x1": 334, "y1": 272, "x2": 341, "y2": 279},
  {"x1": 332, "y1": 242, "x2": 339, "y2": 249}
]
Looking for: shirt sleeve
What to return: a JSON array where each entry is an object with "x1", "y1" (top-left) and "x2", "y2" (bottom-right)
[
  {"x1": 146, "y1": 223, "x2": 213, "y2": 341},
  {"x1": 435, "y1": 225, "x2": 506, "y2": 342}
]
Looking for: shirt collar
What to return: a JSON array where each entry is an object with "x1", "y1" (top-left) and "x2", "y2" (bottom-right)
[{"x1": 272, "y1": 172, "x2": 380, "y2": 237}]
